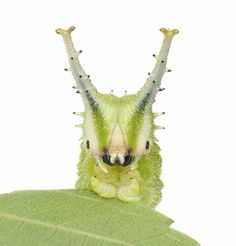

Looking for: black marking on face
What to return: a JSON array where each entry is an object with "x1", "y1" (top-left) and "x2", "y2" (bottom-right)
[
  {"x1": 102, "y1": 153, "x2": 114, "y2": 166},
  {"x1": 86, "y1": 140, "x2": 90, "y2": 149},
  {"x1": 102, "y1": 150, "x2": 134, "y2": 167},
  {"x1": 146, "y1": 140, "x2": 150, "y2": 150},
  {"x1": 71, "y1": 57, "x2": 74, "y2": 60},
  {"x1": 161, "y1": 60, "x2": 165, "y2": 63},
  {"x1": 122, "y1": 154, "x2": 134, "y2": 166}
]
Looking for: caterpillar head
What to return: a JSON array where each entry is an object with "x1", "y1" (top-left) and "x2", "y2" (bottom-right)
[
  {"x1": 82, "y1": 93, "x2": 154, "y2": 168},
  {"x1": 56, "y1": 27, "x2": 178, "y2": 169}
]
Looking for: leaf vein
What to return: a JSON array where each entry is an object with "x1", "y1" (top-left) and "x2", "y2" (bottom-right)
[{"x1": 0, "y1": 212, "x2": 133, "y2": 246}]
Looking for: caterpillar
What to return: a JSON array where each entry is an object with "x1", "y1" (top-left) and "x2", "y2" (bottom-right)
[{"x1": 56, "y1": 26, "x2": 178, "y2": 208}]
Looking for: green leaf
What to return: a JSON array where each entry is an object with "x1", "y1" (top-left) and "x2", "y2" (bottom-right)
[{"x1": 0, "y1": 189, "x2": 200, "y2": 246}]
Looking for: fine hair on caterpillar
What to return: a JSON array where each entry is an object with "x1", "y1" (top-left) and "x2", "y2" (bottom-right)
[{"x1": 56, "y1": 26, "x2": 178, "y2": 208}]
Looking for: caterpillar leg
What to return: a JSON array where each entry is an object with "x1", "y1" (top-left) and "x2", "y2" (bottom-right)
[
  {"x1": 117, "y1": 178, "x2": 141, "y2": 202},
  {"x1": 91, "y1": 176, "x2": 116, "y2": 198}
]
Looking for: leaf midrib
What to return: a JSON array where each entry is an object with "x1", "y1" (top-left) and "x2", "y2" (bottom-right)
[{"x1": 0, "y1": 212, "x2": 132, "y2": 246}]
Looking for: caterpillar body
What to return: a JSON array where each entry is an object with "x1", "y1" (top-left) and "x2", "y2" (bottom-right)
[{"x1": 56, "y1": 26, "x2": 178, "y2": 208}]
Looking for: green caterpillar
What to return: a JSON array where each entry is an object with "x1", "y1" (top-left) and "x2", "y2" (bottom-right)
[{"x1": 56, "y1": 26, "x2": 178, "y2": 208}]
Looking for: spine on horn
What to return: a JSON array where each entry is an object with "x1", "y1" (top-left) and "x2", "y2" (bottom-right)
[
  {"x1": 135, "y1": 28, "x2": 179, "y2": 111},
  {"x1": 56, "y1": 26, "x2": 99, "y2": 109}
]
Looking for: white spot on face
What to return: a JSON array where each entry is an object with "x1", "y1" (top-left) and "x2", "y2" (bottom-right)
[
  {"x1": 110, "y1": 153, "x2": 125, "y2": 165},
  {"x1": 110, "y1": 154, "x2": 117, "y2": 164},
  {"x1": 118, "y1": 153, "x2": 125, "y2": 164}
]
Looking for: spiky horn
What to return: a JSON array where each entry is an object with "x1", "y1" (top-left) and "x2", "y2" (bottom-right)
[
  {"x1": 135, "y1": 28, "x2": 179, "y2": 111},
  {"x1": 56, "y1": 26, "x2": 99, "y2": 109}
]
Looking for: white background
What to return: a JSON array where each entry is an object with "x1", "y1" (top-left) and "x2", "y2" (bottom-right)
[{"x1": 0, "y1": 0, "x2": 235, "y2": 245}]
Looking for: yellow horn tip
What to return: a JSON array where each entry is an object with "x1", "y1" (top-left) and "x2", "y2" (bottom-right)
[
  {"x1": 56, "y1": 26, "x2": 75, "y2": 35},
  {"x1": 160, "y1": 28, "x2": 179, "y2": 36}
]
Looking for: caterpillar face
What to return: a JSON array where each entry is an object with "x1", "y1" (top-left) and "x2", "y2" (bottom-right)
[
  {"x1": 82, "y1": 95, "x2": 154, "y2": 168},
  {"x1": 56, "y1": 26, "x2": 178, "y2": 207},
  {"x1": 101, "y1": 123, "x2": 134, "y2": 167}
]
